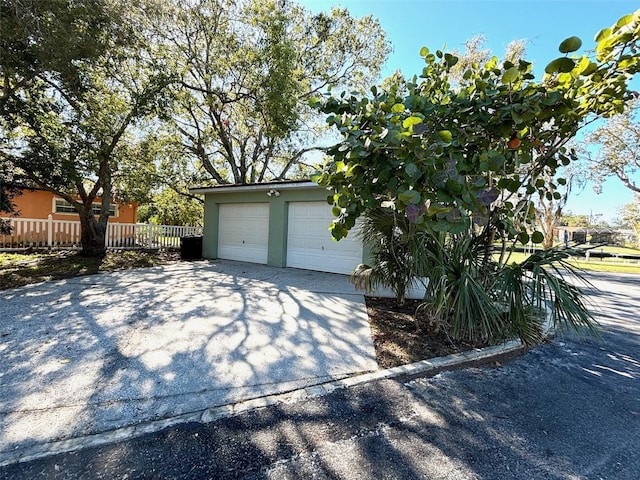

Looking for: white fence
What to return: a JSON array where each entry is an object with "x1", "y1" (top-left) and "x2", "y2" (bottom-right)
[{"x1": 0, "y1": 215, "x2": 202, "y2": 250}]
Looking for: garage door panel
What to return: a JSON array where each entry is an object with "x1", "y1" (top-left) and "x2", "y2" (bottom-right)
[
  {"x1": 287, "y1": 202, "x2": 362, "y2": 275},
  {"x1": 219, "y1": 203, "x2": 269, "y2": 264}
]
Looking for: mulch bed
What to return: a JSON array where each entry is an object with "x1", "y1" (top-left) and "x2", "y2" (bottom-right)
[{"x1": 366, "y1": 296, "x2": 493, "y2": 369}]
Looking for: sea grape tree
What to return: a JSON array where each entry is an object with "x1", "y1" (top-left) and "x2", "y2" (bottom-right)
[
  {"x1": 312, "y1": 11, "x2": 639, "y2": 343},
  {"x1": 313, "y1": 11, "x2": 639, "y2": 247}
]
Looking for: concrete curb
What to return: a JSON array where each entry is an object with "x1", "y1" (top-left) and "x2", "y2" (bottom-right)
[{"x1": 0, "y1": 339, "x2": 523, "y2": 468}]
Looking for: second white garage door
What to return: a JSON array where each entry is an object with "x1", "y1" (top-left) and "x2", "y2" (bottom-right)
[
  {"x1": 219, "y1": 203, "x2": 269, "y2": 264},
  {"x1": 287, "y1": 202, "x2": 362, "y2": 275}
]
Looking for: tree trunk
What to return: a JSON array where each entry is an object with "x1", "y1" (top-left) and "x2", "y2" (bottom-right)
[{"x1": 79, "y1": 208, "x2": 108, "y2": 257}]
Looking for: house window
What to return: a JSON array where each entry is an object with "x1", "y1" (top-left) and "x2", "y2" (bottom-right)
[
  {"x1": 54, "y1": 199, "x2": 77, "y2": 213},
  {"x1": 54, "y1": 199, "x2": 117, "y2": 217}
]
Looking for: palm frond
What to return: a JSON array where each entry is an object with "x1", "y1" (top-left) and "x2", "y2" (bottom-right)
[{"x1": 497, "y1": 247, "x2": 599, "y2": 343}]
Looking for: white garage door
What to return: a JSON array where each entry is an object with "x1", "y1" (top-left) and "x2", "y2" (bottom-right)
[
  {"x1": 287, "y1": 202, "x2": 362, "y2": 275},
  {"x1": 218, "y1": 203, "x2": 269, "y2": 264}
]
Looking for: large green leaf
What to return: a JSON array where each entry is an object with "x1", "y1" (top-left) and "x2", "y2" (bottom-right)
[
  {"x1": 594, "y1": 27, "x2": 612, "y2": 42},
  {"x1": 329, "y1": 222, "x2": 347, "y2": 241},
  {"x1": 558, "y1": 36, "x2": 582, "y2": 54},
  {"x1": 501, "y1": 67, "x2": 519, "y2": 84},
  {"x1": 576, "y1": 56, "x2": 598, "y2": 76},
  {"x1": 402, "y1": 116, "x2": 423, "y2": 128},
  {"x1": 615, "y1": 13, "x2": 634, "y2": 29},
  {"x1": 405, "y1": 163, "x2": 421, "y2": 179},
  {"x1": 437, "y1": 130, "x2": 452, "y2": 143},
  {"x1": 531, "y1": 231, "x2": 544, "y2": 244},
  {"x1": 545, "y1": 57, "x2": 576, "y2": 74},
  {"x1": 541, "y1": 91, "x2": 563, "y2": 106},
  {"x1": 398, "y1": 189, "x2": 421, "y2": 204},
  {"x1": 517, "y1": 232, "x2": 530, "y2": 244},
  {"x1": 426, "y1": 204, "x2": 450, "y2": 216}
]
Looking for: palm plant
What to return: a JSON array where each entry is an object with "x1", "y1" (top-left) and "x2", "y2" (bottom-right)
[
  {"x1": 405, "y1": 227, "x2": 598, "y2": 345},
  {"x1": 350, "y1": 207, "x2": 427, "y2": 305},
  {"x1": 420, "y1": 230, "x2": 510, "y2": 343},
  {"x1": 352, "y1": 208, "x2": 598, "y2": 346},
  {"x1": 495, "y1": 248, "x2": 598, "y2": 345}
]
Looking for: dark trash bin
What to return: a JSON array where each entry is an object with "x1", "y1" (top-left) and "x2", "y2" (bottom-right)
[{"x1": 180, "y1": 235, "x2": 203, "y2": 260}]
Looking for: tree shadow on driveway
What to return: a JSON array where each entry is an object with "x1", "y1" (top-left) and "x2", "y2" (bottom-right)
[{"x1": 0, "y1": 260, "x2": 377, "y2": 463}]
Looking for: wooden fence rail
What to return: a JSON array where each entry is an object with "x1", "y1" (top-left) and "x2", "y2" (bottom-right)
[{"x1": 0, "y1": 215, "x2": 202, "y2": 250}]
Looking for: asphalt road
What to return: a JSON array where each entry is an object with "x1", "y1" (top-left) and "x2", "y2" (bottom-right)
[{"x1": 1, "y1": 271, "x2": 639, "y2": 480}]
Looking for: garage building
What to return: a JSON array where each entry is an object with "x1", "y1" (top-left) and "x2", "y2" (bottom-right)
[{"x1": 189, "y1": 180, "x2": 366, "y2": 275}]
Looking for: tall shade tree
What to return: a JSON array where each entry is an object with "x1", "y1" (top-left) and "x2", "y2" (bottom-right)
[
  {"x1": 581, "y1": 98, "x2": 640, "y2": 194},
  {"x1": 558, "y1": 212, "x2": 605, "y2": 227},
  {"x1": 0, "y1": 0, "x2": 122, "y2": 113},
  {"x1": 617, "y1": 195, "x2": 640, "y2": 247},
  {"x1": 535, "y1": 165, "x2": 582, "y2": 249},
  {"x1": 449, "y1": 34, "x2": 527, "y2": 84},
  {"x1": 0, "y1": 168, "x2": 16, "y2": 234},
  {"x1": 156, "y1": 0, "x2": 390, "y2": 187},
  {"x1": 0, "y1": 0, "x2": 171, "y2": 256},
  {"x1": 137, "y1": 188, "x2": 204, "y2": 227},
  {"x1": 0, "y1": 154, "x2": 18, "y2": 233},
  {"x1": 1, "y1": 0, "x2": 122, "y2": 234}
]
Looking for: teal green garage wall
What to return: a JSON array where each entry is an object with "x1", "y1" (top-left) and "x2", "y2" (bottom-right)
[
  {"x1": 202, "y1": 186, "x2": 369, "y2": 268},
  {"x1": 202, "y1": 198, "x2": 219, "y2": 259}
]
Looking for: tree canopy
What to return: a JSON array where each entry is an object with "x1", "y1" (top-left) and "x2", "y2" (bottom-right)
[
  {"x1": 154, "y1": 0, "x2": 391, "y2": 187},
  {"x1": 0, "y1": 0, "x2": 391, "y2": 254},
  {"x1": 1, "y1": 0, "x2": 126, "y2": 235},
  {"x1": 616, "y1": 195, "x2": 640, "y2": 247},
  {"x1": 0, "y1": 0, "x2": 170, "y2": 255},
  {"x1": 558, "y1": 212, "x2": 608, "y2": 228},
  {"x1": 0, "y1": 0, "x2": 124, "y2": 113},
  {"x1": 582, "y1": 98, "x2": 640, "y2": 194},
  {"x1": 313, "y1": 10, "x2": 640, "y2": 245}
]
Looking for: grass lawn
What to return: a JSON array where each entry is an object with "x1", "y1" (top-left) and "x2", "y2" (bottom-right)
[
  {"x1": 582, "y1": 245, "x2": 640, "y2": 255},
  {"x1": 570, "y1": 260, "x2": 640, "y2": 274},
  {"x1": 588, "y1": 245, "x2": 640, "y2": 255},
  {"x1": 5, "y1": 246, "x2": 638, "y2": 292},
  {"x1": 496, "y1": 250, "x2": 640, "y2": 274},
  {"x1": 498, "y1": 251, "x2": 530, "y2": 264},
  {"x1": 0, "y1": 250, "x2": 180, "y2": 290}
]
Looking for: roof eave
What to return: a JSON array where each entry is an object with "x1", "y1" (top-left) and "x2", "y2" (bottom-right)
[{"x1": 189, "y1": 181, "x2": 321, "y2": 195}]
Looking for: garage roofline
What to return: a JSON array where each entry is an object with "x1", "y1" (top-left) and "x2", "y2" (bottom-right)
[{"x1": 189, "y1": 180, "x2": 322, "y2": 195}]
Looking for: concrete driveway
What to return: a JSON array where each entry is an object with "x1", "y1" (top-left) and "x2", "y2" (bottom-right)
[{"x1": 0, "y1": 260, "x2": 377, "y2": 463}]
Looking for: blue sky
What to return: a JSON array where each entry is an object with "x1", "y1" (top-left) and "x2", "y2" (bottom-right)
[{"x1": 298, "y1": 0, "x2": 640, "y2": 223}]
